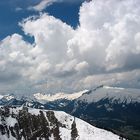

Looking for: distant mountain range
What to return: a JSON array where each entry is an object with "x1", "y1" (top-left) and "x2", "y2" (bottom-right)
[
  {"x1": 0, "y1": 85, "x2": 140, "y2": 139},
  {"x1": 34, "y1": 90, "x2": 88, "y2": 102},
  {"x1": 0, "y1": 106, "x2": 123, "y2": 140}
]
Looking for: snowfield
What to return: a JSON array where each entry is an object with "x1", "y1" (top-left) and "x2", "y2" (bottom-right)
[
  {"x1": 32, "y1": 86, "x2": 140, "y2": 104},
  {"x1": 0, "y1": 106, "x2": 124, "y2": 140},
  {"x1": 54, "y1": 111, "x2": 122, "y2": 140},
  {"x1": 78, "y1": 86, "x2": 140, "y2": 104},
  {"x1": 33, "y1": 90, "x2": 88, "y2": 101}
]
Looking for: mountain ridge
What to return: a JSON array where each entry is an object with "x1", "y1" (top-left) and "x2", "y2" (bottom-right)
[
  {"x1": 0, "y1": 106, "x2": 123, "y2": 140},
  {"x1": 0, "y1": 85, "x2": 140, "y2": 139}
]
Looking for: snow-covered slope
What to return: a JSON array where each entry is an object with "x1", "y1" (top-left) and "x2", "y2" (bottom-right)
[
  {"x1": 34, "y1": 90, "x2": 88, "y2": 102},
  {"x1": 40, "y1": 86, "x2": 139, "y2": 140},
  {"x1": 78, "y1": 85, "x2": 140, "y2": 104},
  {"x1": 0, "y1": 106, "x2": 123, "y2": 140},
  {"x1": 0, "y1": 94, "x2": 14, "y2": 101},
  {"x1": 33, "y1": 86, "x2": 140, "y2": 104},
  {"x1": 1, "y1": 85, "x2": 140, "y2": 105}
]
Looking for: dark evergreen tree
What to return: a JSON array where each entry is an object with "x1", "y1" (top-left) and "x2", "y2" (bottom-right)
[
  {"x1": 119, "y1": 136, "x2": 124, "y2": 140},
  {"x1": 39, "y1": 110, "x2": 50, "y2": 139},
  {"x1": 71, "y1": 117, "x2": 78, "y2": 140},
  {"x1": 47, "y1": 111, "x2": 62, "y2": 140}
]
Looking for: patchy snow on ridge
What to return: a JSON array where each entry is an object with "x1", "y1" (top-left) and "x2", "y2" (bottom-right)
[
  {"x1": 0, "y1": 106, "x2": 123, "y2": 140},
  {"x1": 54, "y1": 111, "x2": 122, "y2": 140},
  {"x1": 0, "y1": 94, "x2": 15, "y2": 101},
  {"x1": 34, "y1": 90, "x2": 88, "y2": 102},
  {"x1": 33, "y1": 86, "x2": 140, "y2": 104},
  {"x1": 0, "y1": 95, "x2": 4, "y2": 100},
  {"x1": 4, "y1": 95, "x2": 15, "y2": 101},
  {"x1": 78, "y1": 86, "x2": 140, "y2": 104}
]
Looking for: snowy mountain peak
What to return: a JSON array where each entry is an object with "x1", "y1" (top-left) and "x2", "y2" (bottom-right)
[
  {"x1": 0, "y1": 94, "x2": 15, "y2": 101},
  {"x1": 78, "y1": 86, "x2": 140, "y2": 104},
  {"x1": 34, "y1": 90, "x2": 88, "y2": 102},
  {"x1": 0, "y1": 106, "x2": 124, "y2": 140}
]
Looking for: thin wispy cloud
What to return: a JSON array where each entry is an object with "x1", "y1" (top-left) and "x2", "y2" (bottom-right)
[
  {"x1": 28, "y1": 0, "x2": 57, "y2": 11},
  {"x1": 15, "y1": 7, "x2": 23, "y2": 12},
  {"x1": 28, "y1": 0, "x2": 85, "y2": 12}
]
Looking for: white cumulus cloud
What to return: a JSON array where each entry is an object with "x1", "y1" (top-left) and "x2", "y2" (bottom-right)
[{"x1": 1, "y1": 0, "x2": 140, "y2": 94}]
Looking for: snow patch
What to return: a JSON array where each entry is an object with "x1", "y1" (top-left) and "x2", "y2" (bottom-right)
[
  {"x1": 78, "y1": 86, "x2": 140, "y2": 104},
  {"x1": 34, "y1": 90, "x2": 88, "y2": 102}
]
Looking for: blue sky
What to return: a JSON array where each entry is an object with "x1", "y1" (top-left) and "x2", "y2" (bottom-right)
[
  {"x1": 45, "y1": 2, "x2": 81, "y2": 27},
  {"x1": 0, "y1": 0, "x2": 83, "y2": 41}
]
